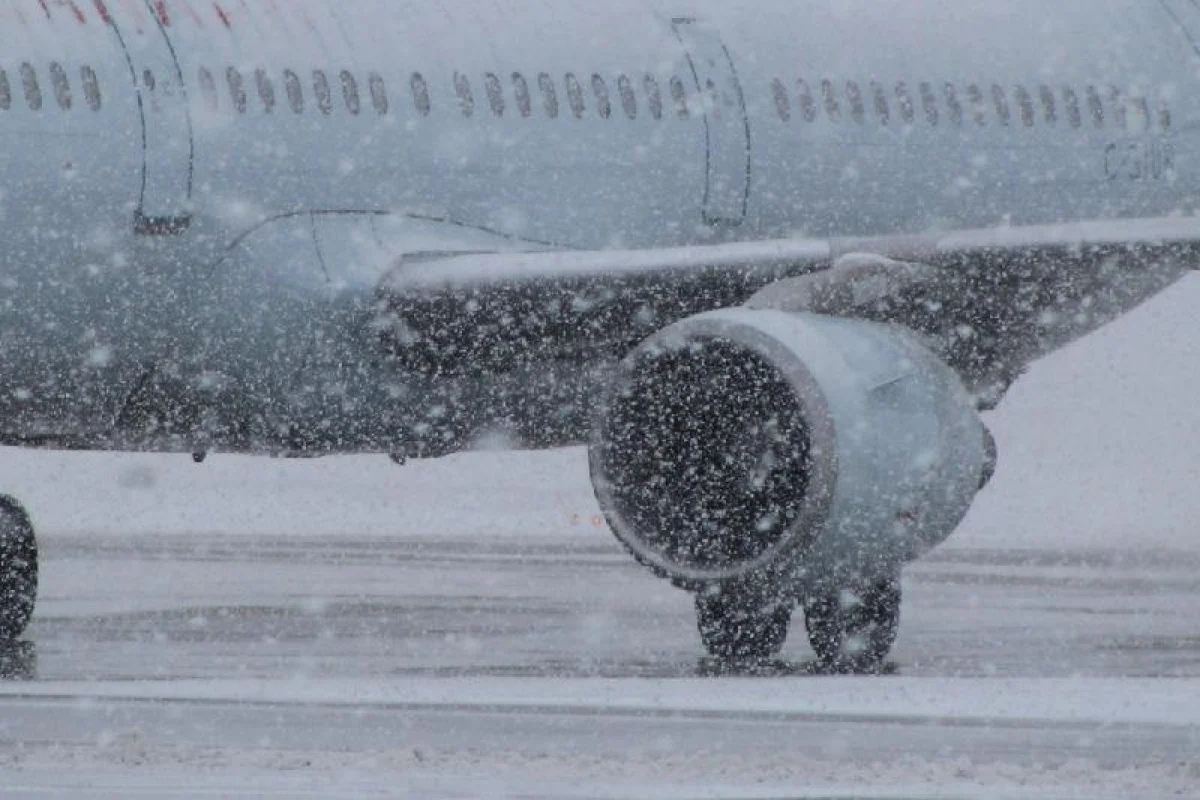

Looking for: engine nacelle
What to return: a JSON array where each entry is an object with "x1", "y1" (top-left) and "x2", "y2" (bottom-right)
[{"x1": 589, "y1": 309, "x2": 991, "y2": 593}]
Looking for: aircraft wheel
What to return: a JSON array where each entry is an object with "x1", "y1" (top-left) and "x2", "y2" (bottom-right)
[
  {"x1": 0, "y1": 496, "x2": 37, "y2": 642},
  {"x1": 802, "y1": 577, "x2": 900, "y2": 674},
  {"x1": 695, "y1": 586, "x2": 791, "y2": 662}
]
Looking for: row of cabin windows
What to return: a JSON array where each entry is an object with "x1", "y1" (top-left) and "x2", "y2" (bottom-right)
[
  {"x1": 195, "y1": 67, "x2": 390, "y2": 116},
  {"x1": 771, "y1": 78, "x2": 1172, "y2": 132},
  {"x1": 451, "y1": 71, "x2": 692, "y2": 120},
  {"x1": 0, "y1": 62, "x2": 102, "y2": 112}
]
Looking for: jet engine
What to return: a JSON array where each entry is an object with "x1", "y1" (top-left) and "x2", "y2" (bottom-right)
[{"x1": 589, "y1": 309, "x2": 992, "y2": 667}]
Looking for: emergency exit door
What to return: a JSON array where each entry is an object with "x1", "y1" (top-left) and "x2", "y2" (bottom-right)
[
  {"x1": 672, "y1": 19, "x2": 750, "y2": 226},
  {"x1": 107, "y1": 1, "x2": 194, "y2": 234}
]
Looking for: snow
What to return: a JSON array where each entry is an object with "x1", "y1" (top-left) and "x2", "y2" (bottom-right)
[{"x1": 1, "y1": 275, "x2": 1199, "y2": 797}]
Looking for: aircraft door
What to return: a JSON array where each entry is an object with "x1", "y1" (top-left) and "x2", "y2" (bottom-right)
[
  {"x1": 107, "y1": 1, "x2": 194, "y2": 234},
  {"x1": 672, "y1": 19, "x2": 750, "y2": 226}
]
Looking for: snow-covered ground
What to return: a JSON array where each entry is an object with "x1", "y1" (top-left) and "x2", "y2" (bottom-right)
[{"x1": 1, "y1": 276, "x2": 1200, "y2": 797}]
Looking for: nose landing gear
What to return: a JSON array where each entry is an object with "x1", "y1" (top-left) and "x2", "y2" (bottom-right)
[{"x1": 0, "y1": 496, "x2": 37, "y2": 643}]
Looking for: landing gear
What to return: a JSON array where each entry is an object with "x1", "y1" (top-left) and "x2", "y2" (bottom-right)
[
  {"x1": 802, "y1": 577, "x2": 900, "y2": 674},
  {"x1": 695, "y1": 585, "x2": 791, "y2": 662},
  {"x1": 0, "y1": 496, "x2": 37, "y2": 642}
]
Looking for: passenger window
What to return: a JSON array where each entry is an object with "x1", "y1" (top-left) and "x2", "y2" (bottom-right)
[
  {"x1": 565, "y1": 73, "x2": 584, "y2": 118},
  {"x1": 484, "y1": 72, "x2": 504, "y2": 116},
  {"x1": 771, "y1": 78, "x2": 790, "y2": 121},
  {"x1": 669, "y1": 76, "x2": 689, "y2": 118},
  {"x1": 341, "y1": 71, "x2": 360, "y2": 115},
  {"x1": 796, "y1": 79, "x2": 816, "y2": 122},
  {"x1": 411, "y1": 73, "x2": 430, "y2": 116},
  {"x1": 845, "y1": 81, "x2": 864, "y2": 123},
  {"x1": 820, "y1": 78, "x2": 840, "y2": 121},
  {"x1": 1063, "y1": 87, "x2": 1081, "y2": 128},
  {"x1": 1015, "y1": 86, "x2": 1034, "y2": 126},
  {"x1": 1086, "y1": 85, "x2": 1103, "y2": 127},
  {"x1": 618, "y1": 74, "x2": 636, "y2": 119},
  {"x1": 966, "y1": 83, "x2": 986, "y2": 125},
  {"x1": 919, "y1": 82, "x2": 938, "y2": 125},
  {"x1": 1108, "y1": 86, "x2": 1126, "y2": 128},
  {"x1": 453, "y1": 71, "x2": 473, "y2": 117},
  {"x1": 198, "y1": 66, "x2": 218, "y2": 111},
  {"x1": 227, "y1": 67, "x2": 246, "y2": 113},
  {"x1": 991, "y1": 85, "x2": 1010, "y2": 125},
  {"x1": 870, "y1": 81, "x2": 889, "y2": 125},
  {"x1": 1129, "y1": 95, "x2": 1150, "y2": 130},
  {"x1": 537, "y1": 73, "x2": 558, "y2": 118},
  {"x1": 943, "y1": 84, "x2": 963, "y2": 126},
  {"x1": 21, "y1": 64, "x2": 42, "y2": 111},
  {"x1": 1038, "y1": 85, "x2": 1056, "y2": 124},
  {"x1": 49, "y1": 62, "x2": 70, "y2": 110},
  {"x1": 644, "y1": 74, "x2": 662, "y2": 120},
  {"x1": 255, "y1": 69, "x2": 275, "y2": 112},
  {"x1": 592, "y1": 74, "x2": 611, "y2": 119},
  {"x1": 0, "y1": 70, "x2": 10, "y2": 110},
  {"x1": 369, "y1": 72, "x2": 388, "y2": 115},
  {"x1": 314, "y1": 70, "x2": 333, "y2": 115},
  {"x1": 512, "y1": 73, "x2": 531, "y2": 118},
  {"x1": 1159, "y1": 99, "x2": 1171, "y2": 130},
  {"x1": 894, "y1": 81, "x2": 914, "y2": 124},
  {"x1": 283, "y1": 69, "x2": 303, "y2": 113}
]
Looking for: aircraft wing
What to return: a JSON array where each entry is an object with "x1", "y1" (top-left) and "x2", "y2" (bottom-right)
[{"x1": 377, "y1": 215, "x2": 1199, "y2": 403}]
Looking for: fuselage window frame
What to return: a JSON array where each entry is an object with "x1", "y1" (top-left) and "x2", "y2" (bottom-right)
[
  {"x1": 894, "y1": 80, "x2": 914, "y2": 124},
  {"x1": 21, "y1": 63, "x2": 42, "y2": 111},
  {"x1": 1085, "y1": 85, "x2": 1104, "y2": 128},
  {"x1": 1063, "y1": 86, "x2": 1081, "y2": 128},
  {"x1": 255, "y1": 68, "x2": 275, "y2": 113},
  {"x1": 565, "y1": 73, "x2": 585, "y2": 119},
  {"x1": 845, "y1": 80, "x2": 864, "y2": 124},
  {"x1": 820, "y1": 78, "x2": 840, "y2": 122},
  {"x1": 618, "y1": 74, "x2": 636, "y2": 119},
  {"x1": 0, "y1": 69, "x2": 10, "y2": 111},
  {"x1": 484, "y1": 72, "x2": 504, "y2": 117},
  {"x1": 341, "y1": 70, "x2": 361, "y2": 115},
  {"x1": 644, "y1": 74, "x2": 662, "y2": 120},
  {"x1": 368, "y1": 72, "x2": 388, "y2": 115},
  {"x1": 49, "y1": 61, "x2": 71, "y2": 110},
  {"x1": 991, "y1": 84, "x2": 1010, "y2": 126},
  {"x1": 283, "y1": 69, "x2": 304, "y2": 114},
  {"x1": 537, "y1": 72, "x2": 558, "y2": 118},
  {"x1": 314, "y1": 70, "x2": 334, "y2": 115},
  {"x1": 226, "y1": 66, "x2": 247, "y2": 114},
  {"x1": 919, "y1": 81, "x2": 938, "y2": 126},
  {"x1": 771, "y1": 77, "x2": 790, "y2": 121},
  {"x1": 1038, "y1": 85, "x2": 1056, "y2": 125},
  {"x1": 1014, "y1": 85, "x2": 1034, "y2": 127},
  {"x1": 943, "y1": 83, "x2": 963, "y2": 126},
  {"x1": 669, "y1": 75, "x2": 689, "y2": 119},
  {"x1": 80, "y1": 65, "x2": 100, "y2": 111},
  {"x1": 870, "y1": 81, "x2": 889, "y2": 125},
  {"x1": 512, "y1": 72, "x2": 531, "y2": 118},
  {"x1": 966, "y1": 83, "x2": 986, "y2": 126},
  {"x1": 198, "y1": 66, "x2": 218, "y2": 111},
  {"x1": 592, "y1": 74, "x2": 611, "y2": 119},
  {"x1": 411, "y1": 72, "x2": 430, "y2": 117},
  {"x1": 796, "y1": 79, "x2": 816, "y2": 122}
]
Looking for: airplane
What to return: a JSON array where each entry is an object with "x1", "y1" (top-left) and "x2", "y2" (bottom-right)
[{"x1": 0, "y1": 0, "x2": 1197, "y2": 673}]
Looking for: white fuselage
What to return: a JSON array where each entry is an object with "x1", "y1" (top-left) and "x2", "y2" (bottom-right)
[{"x1": 0, "y1": 0, "x2": 1196, "y2": 451}]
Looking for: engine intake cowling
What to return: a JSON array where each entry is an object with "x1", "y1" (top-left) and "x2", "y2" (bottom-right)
[{"x1": 588, "y1": 309, "x2": 990, "y2": 591}]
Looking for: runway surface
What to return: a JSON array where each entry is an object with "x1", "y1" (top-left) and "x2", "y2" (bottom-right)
[{"x1": 2, "y1": 277, "x2": 1200, "y2": 797}]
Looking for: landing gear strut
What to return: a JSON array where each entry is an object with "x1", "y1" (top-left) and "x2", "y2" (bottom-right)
[
  {"x1": 802, "y1": 577, "x2": 901, "y2": 673},
  {"x1": 0, "y1": 496, "x2": 37, "y2": 642}
]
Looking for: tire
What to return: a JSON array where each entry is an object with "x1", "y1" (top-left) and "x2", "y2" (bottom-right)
[
  {"x1": 802, "y1": 577, "x2": 900, "y2": 673},
  {"x1": 0, "y1": 496, "x2": 37, "y2": 642},
  {"x1": 695, "y1": 587, "x2": 791, "y2": 662}
]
